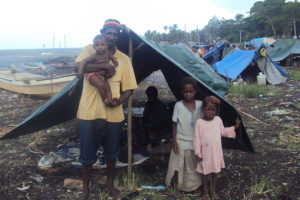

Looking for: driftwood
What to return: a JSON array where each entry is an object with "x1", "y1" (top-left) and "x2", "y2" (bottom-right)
[{"x1": 237, "y1": 109, "x2": 269, "y2": 125}]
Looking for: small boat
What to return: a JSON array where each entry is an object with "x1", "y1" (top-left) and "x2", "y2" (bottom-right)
[
  {"x1": 23, "y1": 62, "x2": 46, "y2": 71},
  {"x1": 0, "y1": 71, "x2": 76, "y2": 97}
]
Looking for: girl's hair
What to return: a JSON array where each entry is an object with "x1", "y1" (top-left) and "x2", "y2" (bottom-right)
[
  {"x1": 202, "y1": 96, "x2": 220, "y2": 116},
  {"x1": 180, "y1": 77, "x2": 197, "y2": 92},
  {"x1": 93, "y1": 34, "x2": 105, "y2": 45}
]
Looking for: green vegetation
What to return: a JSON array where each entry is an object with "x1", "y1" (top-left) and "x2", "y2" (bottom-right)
[
  {"x1": 288, "y1": 70, "x2": 300, "y2": 81},
  {"x1": 248, "y1": 177, "x2": 281, "y2": 199},
  {"x1": 144, "y1": 0, "x2": 300, "y2": 44},
  {"x1": 228, "y1": 84, "x2": 281, "y2": 98}
]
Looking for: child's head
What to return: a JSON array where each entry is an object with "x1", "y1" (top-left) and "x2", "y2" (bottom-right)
[
  {"x1": 180, "y1": 77, "x2": 197, "y2": 101},
  {"x1": 145, "y1": 86, "x2": 158, "y2": 102},
  {"x1": 202, "y1": 97, "x2": 220, "y2": 120},
  {"x1": 93, "y1": 34, "x2": 108, "y2": 54}
]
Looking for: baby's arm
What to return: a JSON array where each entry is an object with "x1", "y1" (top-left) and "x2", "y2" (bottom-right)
[{"x1": 76, "y1": 54, "x2": 97, "y2": 79}]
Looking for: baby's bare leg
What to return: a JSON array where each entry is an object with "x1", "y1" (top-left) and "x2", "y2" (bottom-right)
[
  {"x1": 103, "y1": 78, "x2": 112, "y2": 100},
  {"x1": 89, "y1": 74, "x2": 109, "y2": 104}
]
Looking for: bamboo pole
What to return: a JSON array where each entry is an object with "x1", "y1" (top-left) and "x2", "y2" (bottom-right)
[
  {"x1": 127, "y1": 37, "x2": 133, "y2": 181},
  {"x1": 239, "y1": 75, "x2": 242, "y2": 103}
]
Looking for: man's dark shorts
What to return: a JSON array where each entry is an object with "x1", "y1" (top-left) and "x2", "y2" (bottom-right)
[{"x1": 78, "y1": 119, "x2": 122, "y2": 165}]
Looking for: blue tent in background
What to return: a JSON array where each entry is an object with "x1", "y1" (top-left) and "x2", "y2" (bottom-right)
[
  {"x1": 212, "y1": 48, "x2": 289, "y2": 85},
  {"x1": 248, "y1": 38, "x2": 275, "y2": 49},
  {"x1": 202, "y1": 42, "x2": 226, "y2": 64},
  {"x1": 212, "y1": 49, "x2": 256, "y2": 80}
]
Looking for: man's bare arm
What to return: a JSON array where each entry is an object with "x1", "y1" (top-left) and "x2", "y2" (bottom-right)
[{"x1": 74, "y1": 62, "x2": 114, "y2": 73}]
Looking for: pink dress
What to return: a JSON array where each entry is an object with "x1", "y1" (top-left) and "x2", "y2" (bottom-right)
[{"x1": 193, "y1": 116, "x2": 236, "y2": 175}]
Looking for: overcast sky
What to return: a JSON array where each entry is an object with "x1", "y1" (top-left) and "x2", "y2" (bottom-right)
[{"x1": 0, "y1": 0, "x2": 260, "y2": 49}]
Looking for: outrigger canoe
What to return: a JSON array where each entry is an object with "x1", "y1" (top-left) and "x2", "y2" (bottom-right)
[{"x1": 0, "y1": 71, "x2": 76, "y2": 97}]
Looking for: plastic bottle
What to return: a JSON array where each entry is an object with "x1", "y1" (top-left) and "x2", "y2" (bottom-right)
[
  {"x1": 257, "y1": 72, "x2": 266, "y2": 85},
  {"x1": 140, "y1": 185, "x2": 166, "y2": 190}
]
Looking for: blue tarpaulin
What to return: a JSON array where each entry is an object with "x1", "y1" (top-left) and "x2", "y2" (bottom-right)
[
  {"x1": 202, "y1": 42, "x2": 226, "y2": 64},
  {"x1": 212, "y1": 49, "x2": 256, "y2": 80}
]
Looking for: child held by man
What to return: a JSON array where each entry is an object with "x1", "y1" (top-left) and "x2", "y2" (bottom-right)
[
  {"x1": 76, "y1": 34, "x2": 118, "y2": 105},
  {"x1": 194, "y1": 97, "x2": 240, "y2": 200}
]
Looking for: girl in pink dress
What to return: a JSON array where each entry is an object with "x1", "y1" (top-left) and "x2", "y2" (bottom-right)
[{"x1": 194, "y1": 97, "x2": 240, "y2": 200}]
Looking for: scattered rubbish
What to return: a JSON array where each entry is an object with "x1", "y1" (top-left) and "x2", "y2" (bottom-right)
[
  {"x1": 64, "y1": 179, "x2": 83, "y2": 190},
  {"x1": 37, "y1": 166, "x2": 61, "y2": 176},
  {"x1": 139, "y1": 185, "x2": 166, "y2": 190},
  {"x1": 30, "y1": 174, "x2": 44, "y2": 183},
  {"x1": 121, "y1": 191, "x2": 139, "y2": 200},
  {"x1": 269, "y1": 109, "x2": 290, "y2": 116},
  {"x1": 16, "y1": 181, "x2": 30, "y2": 191},
  {"x1": 38, "y1": 152, "x2": 73, "y2": 168},
  {"x1": 92, "y1": 175, "x2": 106, "y2": 185}
]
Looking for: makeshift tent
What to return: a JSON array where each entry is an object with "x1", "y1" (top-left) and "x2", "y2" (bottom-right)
[
  {"x1": 212, "y1": 48, "x2": 289, "y2": 85},
  {"x1": 202, "y1": 42, "x2": 226, "y2": 64},
  {"x1": 1, "y1": 28, "x2": 254, "y2": 154},
  {"x1": 267, "y1": 39, "x2": 300, "y2": 62},
  {"x1": 249, "y1": 37, "x2": 275, "y2": 49}
]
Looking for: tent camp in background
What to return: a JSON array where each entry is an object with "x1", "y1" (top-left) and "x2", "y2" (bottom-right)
[
  {"x1": 267, "y1": 38, "x2": 300, "y2": 67},
  {"x1": 202, "y1": 41, "x2": 227, "y2": 64},
  {"x1": 212, "y1": 47, "x2": 289, "y2": 85},
  {"x1": 247, "y1": 37, "x2": 276, "y2": 49},
  {"x1": 1, "y1": 27, "x2": 254, "y2": 154}
]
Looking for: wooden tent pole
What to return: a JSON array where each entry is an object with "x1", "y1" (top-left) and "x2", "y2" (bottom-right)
[{"x1": 127, "y1": 37, "x2": 133, "y2": 181}]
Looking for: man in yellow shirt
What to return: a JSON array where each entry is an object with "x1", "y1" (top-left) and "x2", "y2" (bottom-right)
[{"x1": 75, "y1": 19, "x2": 137, "y2": 199}]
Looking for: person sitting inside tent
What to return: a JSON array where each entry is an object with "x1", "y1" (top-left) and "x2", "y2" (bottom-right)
[
  {"x1": 143, "y1": 86, "x2": 171, "y2": 151},
  {"x1": 212, "y1": 46, "x2": 220, "y2": 65}
]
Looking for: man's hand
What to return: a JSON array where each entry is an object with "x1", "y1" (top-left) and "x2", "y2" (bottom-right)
[
  {"x1": 76, "y1": 67, "x2": 84, "y2": 79},
  {"x1": 107, "y1": 98, "x2": 121, "y2": 108},
  {"x1": 173, "y1": 141, "x2": 180, "y2": 154}
]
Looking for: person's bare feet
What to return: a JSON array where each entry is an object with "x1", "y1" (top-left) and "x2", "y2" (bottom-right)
[
  {"x1": 202, "y1": 192, "x2": 211, "y2": 200},
  {"x1": 174, "y1": 190, "x2": 182, "y2": 199},
  {"x1": 106, "y1": 184, "x2": 120, "y2": 198},
  {"x1": 80, "y1": 190, "x2": 89, "y2": 200},
  {"x1": 193, "y1": 187, "x2": 201, "y2": 196},
  {"x1": 212, "y1": 192, "x2": 220, "y2": 200}
]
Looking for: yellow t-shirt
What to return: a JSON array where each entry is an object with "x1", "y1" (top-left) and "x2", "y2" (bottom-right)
[{"x1": 75, "y1": 44, "x2": 137, "y2": 122}]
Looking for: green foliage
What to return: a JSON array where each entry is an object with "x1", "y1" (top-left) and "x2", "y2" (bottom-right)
[
  {"x1": 288, "y1": 70, "x2": 300, "y2": 80},
  {"x1": 229, "y1": 84, "x2": 272, "y2": 98},
  {"x1": 249, "y1": 177, "x2": 281, "y2": 199},
  {"x1": 144, "y1": 0, "x2": 300, "y2": 44}
]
